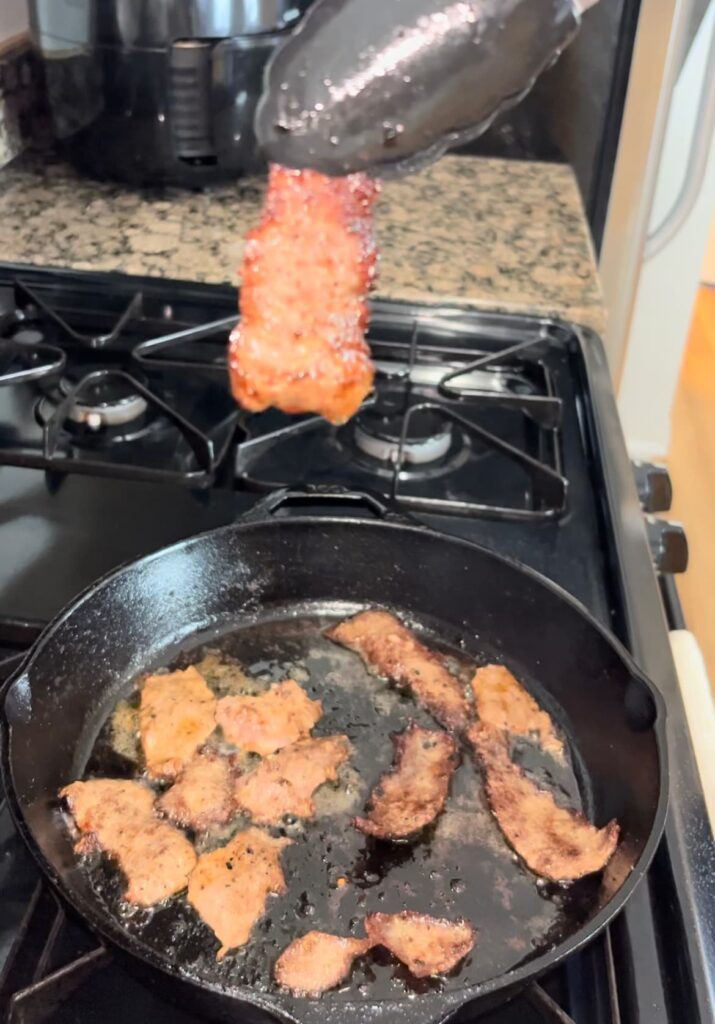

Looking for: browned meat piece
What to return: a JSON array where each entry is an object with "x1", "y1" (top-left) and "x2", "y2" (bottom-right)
[
  {"x1": 216, "y1": 679, "x2": 322, "y2": 756},
  {"x1": 229, "y1": 165, "x2": 379, "y2": 425},
  {"x1": 187, "y1": 827, "x2": 291, "y2": 958},
  {"x1": 365, "y1": 912, "x2": 475, "y2": 978},
  {"x1": 472, "y1": 664, "x2": 564, "y2": 759},
  {"x1": 327, "y1": 610, "x2": 470, "y2": 731},
  {"x1": 61, "y1": 778, "x2": 154, "y2": 835},
  {"x1": 233, "y1": 735, "x2": 350, "y2": 825},
  {"x1": 158, "y1": 751, "x2": 235, "y2": 831},
  {"x1": 113, "y1": 820, "x2": 198, "y2": 906},
  {"x1": 468, "y1": 723, "x2": 619, "y2": 881},
  {"x1": 355, "y1": 723, "x2": 458, "y2": 840},
  {"x1": 61, "y1": 779, "x2": 196, "y2": 906},
  {"x1": 139, "y1": 667, "x2": 217, "y2": 780},
  {"x1": 274, "y1": 932, "x2": 371, "y2": 996}
]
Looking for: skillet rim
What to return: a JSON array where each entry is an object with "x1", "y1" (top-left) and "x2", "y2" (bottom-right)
[{"x1": 0, "y1": 514, "x2": 669, "y2": 1023}]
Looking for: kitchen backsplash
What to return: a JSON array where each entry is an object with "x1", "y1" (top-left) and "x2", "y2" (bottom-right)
[{"x1": 0, "y1": 37, "x2": 49, "y2": 168}]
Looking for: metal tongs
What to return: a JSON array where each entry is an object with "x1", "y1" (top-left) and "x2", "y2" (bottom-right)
[{"x1": 256, "y1": 0, "x2": 598, "y2": 178}]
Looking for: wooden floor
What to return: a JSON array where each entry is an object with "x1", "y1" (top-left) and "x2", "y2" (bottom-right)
[{"x1": 668, "y1": 285, "x2": 715, "y2": 689}]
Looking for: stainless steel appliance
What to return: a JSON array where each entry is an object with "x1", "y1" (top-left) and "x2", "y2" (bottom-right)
[{"x1": 28, "y1": 0, "x2": 306, "y2": 186}]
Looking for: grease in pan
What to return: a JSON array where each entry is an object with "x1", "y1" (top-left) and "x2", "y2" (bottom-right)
[{"x1": 57, "y1": 615, "x2": 621, "y2": 998}]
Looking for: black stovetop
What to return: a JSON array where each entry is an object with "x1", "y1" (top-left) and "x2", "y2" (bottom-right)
[{"x1": 0, "y1": 266, "x2": 713, "y2": 1024}]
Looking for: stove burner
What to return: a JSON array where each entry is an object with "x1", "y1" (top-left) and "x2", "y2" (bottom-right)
[
  {"x1": 0, "y1": 276, "x2": 241, "y2": 486},
  {"x1": 32, "y1": 369, "x2": 217, "y2": 474},
  {"x1": 57, "y1": 377, "x2": 149, "y2": 430},
  {"x1": 235, "y1": 323, "x2": 568, "y2": 518},
  {"x1": 354, "y1": 404, "x2": 453, "y2": 464}
]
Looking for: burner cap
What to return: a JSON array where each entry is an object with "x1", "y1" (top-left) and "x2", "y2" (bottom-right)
[
  {"x1": 59, "y1": 377, "x2": 148, "y2": 430},
  {"x1": 354, "y1": 404, "x2": 453, "y2": 465},
  {"x1": 13, "y1": 328, "x2": 44, "y2": 345}
]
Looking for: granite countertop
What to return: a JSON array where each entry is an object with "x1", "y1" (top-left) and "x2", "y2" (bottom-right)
[{"x1": 0, "y1": 152, "x2": 604, "y2": 333}]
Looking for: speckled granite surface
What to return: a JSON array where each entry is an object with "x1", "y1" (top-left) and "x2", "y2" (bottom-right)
[{"x1": 0, "y1": 152, "x2": 604, "y2": 333}]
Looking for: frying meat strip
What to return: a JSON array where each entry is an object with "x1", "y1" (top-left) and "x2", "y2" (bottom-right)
[
  {"x1": 188, "y1": 826, "x2": 291, "y2": 959},
  {"x1": 233, "y1": 735, "x2": 351, "y2": 825},
  {"x1": 355, "y1": 723, "x2": 458, "y2": 840},
  {"x1": 140, "y1": 666, "x2": 217, "y2": 780},
  {"x1": 327, "y1": 609, "x2": 470, "y2": 731},
  {"x1": 472, "y1": 664, "x2": 564, "y2": 759},
  {"x1": 61, "y1": 779, "x2": 197, "y2": 906},
  {"x1": 365, "y1": 912, "x2": 476, "y2": 978},
  {"x1": 468, "y1": 723, "x2": 619, "y2": 881},
  {"x1": 274, "y1": 932, "x2": 371, "y2": 996},
  {"x1": 158, "y1": 751, "x2": 236, "y2": 831},
  {"x1": 61, "y1": 778, "x2": 154, "y2": 834},
  {"x1": 216, "y1": 679, "x2": 322, "y2": 755},
  {"x1": 229, "y1": 165, "x2": 379, "y2": 424}
]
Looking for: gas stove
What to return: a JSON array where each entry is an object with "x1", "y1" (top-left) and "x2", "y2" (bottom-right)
[
  {"x1": 0, "y1": 270, "x2": 568, "y2": 517},
  {"x1": 0, "y1": 266, "x2": 713, "y2": 1024},
  {"x1": 0, "y1": 277, "x2": 238, "y2": 486}
]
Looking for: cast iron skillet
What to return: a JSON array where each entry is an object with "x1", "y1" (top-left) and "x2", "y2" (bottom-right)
[{"x1": 1, "y1": 487, "x2": 668, "y2": 1024}]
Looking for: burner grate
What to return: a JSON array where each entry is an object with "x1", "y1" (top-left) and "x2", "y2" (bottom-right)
[
  {"x1": 0, "y1": 336, "x2": 66, "y2": 388},
  {"x1": 437, "y1": 336, "x2": 564, "y2": 429},
  {"x1": 0, "y1": 877, "x2": 589, "y2": 1024},
  {"x1": 0, "y1": 884, "x2": 110, "y2": 1024},
  {"x1": 235, "y1": 319, "x2": 568, "y2": 520},
  {"x1": 37, "y1": 369, "x2": 216, "y2": 471},
  {"x1": 0, "y1": 285, "x2": 66, "y2": 387},
  {"x1": 64, "y1": 286, "x2": 568, "y2": 518},
  {"x1": 0, "y1": 278, "x2": 240, "y2": 487},
  {"x1": 14, "y1": 281, "x2": 144, "y2": 349},
  {"x1": 133, "y1": 314, "x2": 239, "y2": 371},
  {"x1": 389, "y1": 400, "x2": 566, "y2": 517},
  {"x1": 388, "y1": 322, "x2": 566, "y2": 517}
]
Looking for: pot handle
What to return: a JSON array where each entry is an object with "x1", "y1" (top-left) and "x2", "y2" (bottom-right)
[{"x1": 240, "y1": 484, "x2": 417, "y2": 526}]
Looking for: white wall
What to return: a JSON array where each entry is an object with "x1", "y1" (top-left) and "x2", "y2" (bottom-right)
[
  {"x1": 0, "y1": 0, "x2": 28, "y2": 41},
  {"x1": 618, "y1": 3, "x2": 715, "y2": 459}
]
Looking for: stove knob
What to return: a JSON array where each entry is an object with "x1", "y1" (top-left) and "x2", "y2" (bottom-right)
[
  {"x1": 633, "y1": 461, "x2": 673, "y2": 513},
  {"x1": 646, "y1": 517, "x2": 688, "y2": 574}
]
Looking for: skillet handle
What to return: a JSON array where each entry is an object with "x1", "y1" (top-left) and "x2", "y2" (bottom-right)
[
  {"x1": 0, "y1": 652, "x2": 34, "y2": 727},
  {"x1": 0, "y1": 622, "x2": 44, "y2": 698},
  {"x1": 240, "y1": 485, "x2": 417, "y2": 526}
]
